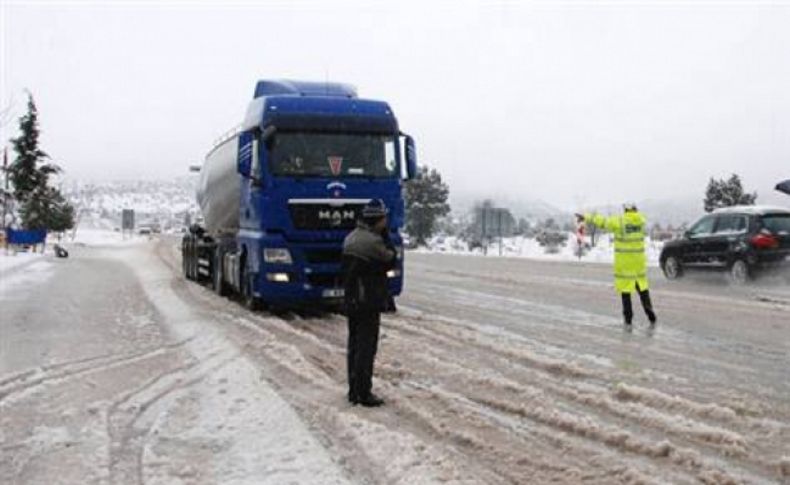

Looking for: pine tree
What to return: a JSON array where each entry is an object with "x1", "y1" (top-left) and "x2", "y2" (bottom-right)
[
  {"x1": 404, "y1": 166, "x2": 451, "y2": 245},
  {"x1": 8, "y1": 93, "x2": 74, "y2": 231},
  {"x1": 8, "y1": 94, "x2": 60, "y2": 203},
  {"x1": 19, "y1": 186, "x2": 75, "y2": 232},
  {"x1": 704, "y1": 174, "x2": 757, "y2": 212},
  {"x1": 46, "y1": 188, "x2": 75, "y2": 233}
]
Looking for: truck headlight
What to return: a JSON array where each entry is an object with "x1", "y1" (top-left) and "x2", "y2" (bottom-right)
[
  {"x1": 386, "y1": 269, "x2": 401, "y2": 278},
  {"x1": 266, "y1": 272, "x2": 290, "y2": 283},
  {"x1": 263, "y1": 248, "x2": 292, "y2": 264}
]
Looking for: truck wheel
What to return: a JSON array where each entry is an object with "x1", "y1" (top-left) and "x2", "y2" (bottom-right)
[
  {"x1": 729, "y1": 259, "x2": 751, "y2": 285},
  {"x1": 191, "y1": 246, "x2": 198, "y2": 281},
  {"x1": 213, "y1": 250, "x2": 227, "y2": 296},
  {"x1": 183, "y1": 244, "x2": 191, "y2": 280},
  {"x1": 242, "y1": 272, "x2": 263, "y2": 311},
  {"x1": 662, "y1": 255, "x2": 683, "y2": 280}
]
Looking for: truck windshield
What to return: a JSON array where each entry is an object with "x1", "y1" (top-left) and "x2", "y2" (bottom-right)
[{"x1": 269, "y1": 132, "x2": 398, "y2": 179}]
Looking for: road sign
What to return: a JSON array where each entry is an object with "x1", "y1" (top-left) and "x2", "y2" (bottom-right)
[{"x1": 122, "y1": 209, "x2": 135, "y2": 231}]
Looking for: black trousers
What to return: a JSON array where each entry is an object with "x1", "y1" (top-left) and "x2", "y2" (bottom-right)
[
  {"x1": 347, "y1": 308, "x2": 381, "y2": 399},
  {"x1": 621, "y1": 282, "x2": 656, "y2": 323}
]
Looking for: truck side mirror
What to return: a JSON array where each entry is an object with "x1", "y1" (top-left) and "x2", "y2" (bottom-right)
[
  {"x1": 402, "y1": 134, "x2": 418, "y2": 180},
  {"x1": 261, "y1": 125, "x2": 277, "y2": 149},
  {"x1": 237, "y1": 132, "x2": 252, "y2": 177},
  {"x1": 251, "y1": 137, "x2": 263, "y2": 187}
]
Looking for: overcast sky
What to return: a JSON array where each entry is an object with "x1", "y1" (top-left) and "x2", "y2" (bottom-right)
[{"x1": 2, "y1": 0, "x2": 788, "y2": 209}]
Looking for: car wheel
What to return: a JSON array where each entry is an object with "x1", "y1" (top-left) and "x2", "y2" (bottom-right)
[
  {"x1": 663, "y1": 255, "x2": 683, "y2": 280},
  {"x1": 729, "y1": 259, "x2": 751, "y2": 285}
]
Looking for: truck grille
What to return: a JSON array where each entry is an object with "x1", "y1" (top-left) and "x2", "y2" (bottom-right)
[
  {"x1": 308, "y1": 273, "x2": 342, "y2": 288},
  {"x1": 289, "y1": 203, "x2": 365, "y2": 230},
  {"x1": 304, "y1": 248, "x2": 343, "y2": 264}
]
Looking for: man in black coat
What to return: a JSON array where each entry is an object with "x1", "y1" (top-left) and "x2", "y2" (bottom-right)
[{"x1": 342, "y1": 199, "x2": 396, "y2": 407}]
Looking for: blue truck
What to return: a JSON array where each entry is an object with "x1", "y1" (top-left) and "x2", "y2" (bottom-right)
[{"x1": 182, "y1": 80, "x2": 417, "y2": 310}]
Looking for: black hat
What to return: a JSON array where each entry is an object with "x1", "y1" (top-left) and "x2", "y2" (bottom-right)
[{"x1": 362, "y1": 199, "x2": 389, "y2": 219}]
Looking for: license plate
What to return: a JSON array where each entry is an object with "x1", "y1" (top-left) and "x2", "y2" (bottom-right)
[{"x1": 322, "y1": 288, "x2": 344, "y2": 298}]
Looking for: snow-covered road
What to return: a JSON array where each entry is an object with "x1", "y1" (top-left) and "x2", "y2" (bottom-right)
[
  {"x1": 1, "y1": 238, "x2": 788, "y2": 484},
  {"x1": 0, "y1": 241, "x2": 350, "y2": 485}
]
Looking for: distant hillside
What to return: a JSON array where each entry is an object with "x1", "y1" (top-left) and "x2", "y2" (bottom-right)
[
  {"x1": 587, "y1": 197, "x2": 703, "y2": 227},
  {"x1": 450, "y1": 192, "x2": 567, "y2": 222},
  {"x1": 63, "y1": 177, "x2": 199, "y2": 230}
]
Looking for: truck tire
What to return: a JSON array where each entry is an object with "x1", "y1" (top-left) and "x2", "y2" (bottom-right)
[
  {"x1": 213, "y1": 249, "x2": 227, "y2": 296},
  {"x1": 191, "y1": 245, "x2": 198, "y2": 281},
  {"x1": 190, "y1": 249, "x2": 197, "y2": 281},
  {"x1": 183, "y1": 242, "x2": 191, "y2": 280},
  {"x1": 242, "y1": 271, "x2": 263, "y2": 311}
]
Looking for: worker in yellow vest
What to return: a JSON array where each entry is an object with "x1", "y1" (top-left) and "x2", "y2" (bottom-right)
[{"x1": 577, "y1": 203, "x2": 657, "y2": 328}]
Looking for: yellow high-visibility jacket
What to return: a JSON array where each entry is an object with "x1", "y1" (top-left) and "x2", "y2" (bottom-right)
[{"x1": 585, "y1": 211, "x2": 649, "y2": 294}]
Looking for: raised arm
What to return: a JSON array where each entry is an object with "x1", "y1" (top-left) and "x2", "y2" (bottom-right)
[{"x1": 584, "y1": 213, "x2": 622, "y2": 234}]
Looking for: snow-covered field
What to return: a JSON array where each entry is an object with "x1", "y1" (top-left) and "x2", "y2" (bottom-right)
[
  {"x1": 418, "y1": 234, "x2": 664, "y2": 267},
  {"x1": 63, "y1": 178, "x2": 198, "y2": 232},
  {"x1": 66, "y1": 228, "x2": 147, "y2": 248}
]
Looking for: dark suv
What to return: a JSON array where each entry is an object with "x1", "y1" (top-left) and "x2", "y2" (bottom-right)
[{"x1": 660, "y1": 206, "x2": 790, "y2": 284}]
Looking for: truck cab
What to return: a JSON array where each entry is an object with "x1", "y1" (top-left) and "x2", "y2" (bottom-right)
[{"x1": 184, "y1": 80, "x2": 417, "y2": 309}]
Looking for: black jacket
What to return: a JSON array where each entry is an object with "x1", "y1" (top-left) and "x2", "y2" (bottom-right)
[{"x1": 342, "y1": 222, "x2": 396, "y2": 312}]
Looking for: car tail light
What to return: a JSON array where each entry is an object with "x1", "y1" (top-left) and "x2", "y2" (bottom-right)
[{"x1": 751, "y1": 231, "x2": 779, "y2": 249}]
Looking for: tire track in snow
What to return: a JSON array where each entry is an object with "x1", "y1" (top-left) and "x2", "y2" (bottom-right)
[
  {"x1": 156, "y1": 239, "x2": 789, "y2": 483},
  {"x1": 408, "y1": 281, "x2": 790, "y2": 407},
  {"x1": 0, "y1": 338, "x2": 195, "y2": 405},
  {"x1": 106, "y1": 350, "x2": 237, "y2": 485},
  {"x1": 288, "y1": 305, "x2": 783, "y2": 482},
  {"x1": 214, "y1": 307, "x2": 681, "y2": 483},
  {"x1": 393, "y1": 311, "x2": 789, "y2": 480},
  {"x1": 374, "y1": 323, "x2": 761, "y2": 483}
]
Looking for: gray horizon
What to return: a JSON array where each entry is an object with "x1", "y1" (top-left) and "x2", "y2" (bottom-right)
[{"x1": 3, "y1": 1, "x2": 788, "y2": 211}]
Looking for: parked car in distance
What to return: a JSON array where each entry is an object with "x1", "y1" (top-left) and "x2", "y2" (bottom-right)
[{"x1": 660, "y1": 205, "x2": 790, "y2": 284}]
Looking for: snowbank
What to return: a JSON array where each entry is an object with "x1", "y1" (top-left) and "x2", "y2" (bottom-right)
[
  {"x1": 0, "y1": 259, "x2": 54, "y2": 300},
  {"x1": 0, "y1": 250, "x2": 46, "y2": 274}
]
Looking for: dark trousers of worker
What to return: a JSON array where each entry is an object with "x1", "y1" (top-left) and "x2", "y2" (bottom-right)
[
  {"x1": 347, "y1": 308, "x2": 381, "y2": 400},
  {"x1": 621, "y1": 282, "x2": 656, "y2": 324}
]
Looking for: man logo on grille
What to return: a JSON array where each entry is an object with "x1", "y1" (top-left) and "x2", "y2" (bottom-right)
[
  {"x1": 319, "y1": 209, "x2": 356, "y2": 227},
  {"x1": 328, "y1": 156, "x2": 343, "y2": 176}
]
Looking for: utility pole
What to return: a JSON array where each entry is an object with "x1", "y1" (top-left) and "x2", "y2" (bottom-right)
[
  {"x1": 1, "y1": 146, "x2": 8, "y2": 232},
  {"x1": 481, "y1": 206, "x2": 487, "y2": 255},
  {"x1": 498, "y1": 209, "x2": 503, "y2": 256}
]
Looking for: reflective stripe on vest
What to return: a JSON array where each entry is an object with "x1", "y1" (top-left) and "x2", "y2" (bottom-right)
[
  {"x1": 614, "y1": 236, "x2": 644, "y2": 243},
  {"x1": 614, "y1": 272, "x2": 647, "y2": 279},
  {"x1": 614, "y1": 248, "x2": 645, "y2": 254}
]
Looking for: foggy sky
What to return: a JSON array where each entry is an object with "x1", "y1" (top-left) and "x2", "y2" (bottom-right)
[{"x1": 2, "y1": 0, "x2": 788, "y2": 210}]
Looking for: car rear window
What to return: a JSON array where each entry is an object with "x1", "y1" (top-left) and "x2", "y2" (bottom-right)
[
  {"x1": 714, "y1": 214, "x2": 748, "y2": 234},
  {"x1": 761, "y1": 214, "x2": 790, "y2": 234}
]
